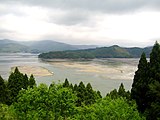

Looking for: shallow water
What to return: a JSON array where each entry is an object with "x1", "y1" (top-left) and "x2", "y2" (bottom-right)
[{"x1": 0, "y1": 53, "x2": 139, "y2": 96}]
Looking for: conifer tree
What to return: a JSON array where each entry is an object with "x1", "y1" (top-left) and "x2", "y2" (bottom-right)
[
  {"x1": 69, "y1": 83, "x2": 74, "y2": 90},
  {"x1": 131, "y1": 52, "x2": 149, "y2": 112},
  {"x1": 118, "y1": 83, "x2": 125, "y2": 97},
  {"x1": 73, "y1": 84, "x2": 78, "y2": 91},
  {"x1": 28, "y1": 74, "x2": 36, "y2": 88},
  {"x1": 97, "y1": 90, "x2": 102, "y2": 98},
  {"x1": 63, "y1": 78, "x2": 69, "y2": 88},
  {"x1": 7, "y1": 67, "x2": 25, "y2": 104},
  {"x1": 23, "y1": 74, "x2": 29, "y2": 89},
  {"x1": 0, "y1": 75, "x2": 6, "y2": 103},
  {"x1": 76, "y1": 81, "x2": 86, "y2": 106},
  {"x1": 149, "y1": 41, "x2": 160, "y2": 82},
  {"x1": 85, "y1": 83, "x2": 95, "y2": 105}
]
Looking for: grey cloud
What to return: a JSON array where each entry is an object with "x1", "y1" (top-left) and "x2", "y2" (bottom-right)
[
  {"x1": 50, "y1": 10, "x2": 91, "y2": 26},
  {"x1": 1, "y1": 0, "x2": 160, "y2": 26},
  {"x1": 1, "y1": 0, "x2": 160, "y2": 13}
]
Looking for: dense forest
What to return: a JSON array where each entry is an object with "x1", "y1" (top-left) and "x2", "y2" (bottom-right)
[
  {"x1": 38, "y1": 45, "x2": 152, "y2": 59},
  {"x1": 1, "y1": 42, "x2": 160, "y2": 119}
]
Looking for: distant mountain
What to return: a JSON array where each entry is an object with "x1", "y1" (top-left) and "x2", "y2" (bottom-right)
[
  {"x1": 0, "y1": 39, "x2": 30, "y2": 53},
  {"x1": 73, "y1": 45, "x2": 98, "y2": 50},
  {"x1": 0, "y1": 39, "x2": 91, "y2": 53},
  {"x1": 20, "y1": 40, "x2": 77, "y2": 53},
  {"x1": 0, "y1": 39, "x2": 153, "y2": 58},
  {"x1": 39, "y1": 45, "x2": 152, "y2": 59}
]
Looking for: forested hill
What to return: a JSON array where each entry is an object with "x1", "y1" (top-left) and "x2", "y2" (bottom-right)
[
  {"x1": 0, "y1": 39, "x2": 97, "y2": 53},
  {"x1": 39, "y1": 45, "x2": 152, "y2": 59}
]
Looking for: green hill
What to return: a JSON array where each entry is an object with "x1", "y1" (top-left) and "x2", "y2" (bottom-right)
[{"x1": 38, "y1": 45, "x2": 152, "y2": 59}]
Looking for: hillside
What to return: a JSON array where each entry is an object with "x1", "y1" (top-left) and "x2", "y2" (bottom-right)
[
  {"x1": 21, "y1": 40, "x2": 77, "y2": 53},
  {"x1": 39, "y1": 45, "x2": 152, "y2": 59},
  {"x1": 0, "y1": 39, "x2": 30, "y2": 53},
  {"x1": 0, "y1": 39, "x2": 97, "y2": 53}
]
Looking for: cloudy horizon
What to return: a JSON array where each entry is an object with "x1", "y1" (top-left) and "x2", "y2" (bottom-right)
[{"x1": 0, "y1": 0, "x2": 160, "y2": 47}]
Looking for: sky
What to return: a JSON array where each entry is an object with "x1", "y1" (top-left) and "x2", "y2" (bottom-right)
[{"x1": 0, "y1": 0, "x2": 160, "y2": 47}]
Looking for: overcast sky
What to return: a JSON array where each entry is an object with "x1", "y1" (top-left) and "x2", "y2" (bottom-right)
[{"x1": 0, "y1": 0, "x2": 160, "y2": 47}]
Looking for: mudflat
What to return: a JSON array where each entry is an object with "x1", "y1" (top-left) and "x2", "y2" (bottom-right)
[{"x1": 11, "y1": 66, "x2": 53, "y2": 77}]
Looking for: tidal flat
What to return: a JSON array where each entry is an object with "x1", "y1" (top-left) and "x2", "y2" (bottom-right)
[{"x1": 0, "y1": 53, "x2": 139, "y2": 96}]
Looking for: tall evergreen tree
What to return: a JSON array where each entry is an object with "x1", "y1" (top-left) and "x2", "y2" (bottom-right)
[
  {"x1": 149, "y1": 41, "x2": 160, "y2": 82},
  {"x1": 131, "y1": 52, "x2": 149, "y2": 112},
  {"x1": 73, "y1": 84, "x2": 78, "y2": 91},
  {"x1": 23, "y1": 74, "x2": 29, "y2": 89},
  {"x1": 28, "y1": 74, "x2": 36, "y2": 88},
  {"x1": 97, "y1": 90, "x2": 102, "y2": 98},
  {"x1": 63, "y1": 78, "x2": 69, "y2": 88},
  {"x1": 76, "y1": 81, "x2": 86, "y2": 106},
  {"x1": 7, "y1": 67, "x2": 25, "y2": 104},
  {"x1": 0, "y1": 76, "x2": 6, "y2": 103},
  {"x1": 85, "y1": 83, "x2": 95, "y2": 105}
]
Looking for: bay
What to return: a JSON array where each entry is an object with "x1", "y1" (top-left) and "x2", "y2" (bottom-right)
[{"x1": 0, "y1": 53, "x2": 139, "y2": 96}]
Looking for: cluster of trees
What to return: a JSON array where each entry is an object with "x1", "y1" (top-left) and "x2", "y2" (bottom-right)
[
  {"x1": 0, "y1": 68, "x2": 144, "y2": 119},
  {"x1": 0, "y1": 67, "x2": 36, "y2": 105},
  {"x1": 131, "y1": 41, "x2": 160, "y2": 120}
]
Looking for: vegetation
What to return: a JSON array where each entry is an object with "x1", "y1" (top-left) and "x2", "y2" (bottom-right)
[
  {"x1": 131, "y1": 41, "x2": 160, "y2": 120},
  {"x1": 39, "y1": 45, "x2": 152, "y2": 59},
  {"x1": 2, "y1": 41, "x2": 160, "y2": 119},
  {"x1": 0, "y1": 67, "x2": 144, "y2": 119}
]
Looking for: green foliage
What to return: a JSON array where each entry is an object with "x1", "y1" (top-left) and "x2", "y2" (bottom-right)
[
  {"x1": 0, "y1": 104, "x2": 16, "y2": 119},
  {"x1": 73, "y1": 81, "x2": 102, "y2": 106},
  {"x1": 144, "y1": 81, "x2": 160, "y2": 120},
  {"x1": 107, "y1": 83, "x2": 131, "y2": 100},
  {"x1": 131, "y1": 52, "x2": 149, "y2": 112},
  {"x1": 7, "y1": 68, "x2": 26, "y2": 104},
  {"x1": 13, "y1": 84, "x2": 54, "y2": 120},
  {"x1": 23, "y1": 74, "x2": 29, "y2": 89},
  {"x1": 0, "y1": 64, "x2": 149, "y2": 119},
  {"x1": 6, "y1": 67, "x2": 32, "y2": 105},
  {"x1": 13, "y1": 83, "x2": 77, "y2": 120},
  {"x1": 28, "y1": 74, "x2": 36, "y2": 88},
  {"x1": 63, "y1": 78, "x2": 70, "y2": 88},
  {"x1": 72, "y1": 97, "x2": 144, "y2": 120},
  {"x1": 0, "y1": 76, "x2": 7, "y2": 104},
  {"x1": 131, "y1": 42, "x2": 160, "y2": 119}
]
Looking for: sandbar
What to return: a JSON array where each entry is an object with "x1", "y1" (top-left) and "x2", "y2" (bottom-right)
[{"x1": 11, "y1": 66, "x2": 53, "y2": 77}]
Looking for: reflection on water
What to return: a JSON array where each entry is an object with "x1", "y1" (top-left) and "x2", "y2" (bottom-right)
[{"x1": 0, "y1": 53, "x2": 139, "y2": 96}]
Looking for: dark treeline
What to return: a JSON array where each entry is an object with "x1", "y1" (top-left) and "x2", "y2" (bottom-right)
[
  {"x1": 38, "y1": 45, "x2": 152, "y2": 59},
  {"x1": 1, "y1": 42, "x2": 160, "y2": 119}
]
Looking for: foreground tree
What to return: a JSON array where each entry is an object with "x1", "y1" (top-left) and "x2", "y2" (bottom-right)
[
  {"x1": 131, "y1": 52, "x2": 149, "y2": 112},
  {"x1": 0, "y1": 76, "x2": 6, "y2": 103},
  {"x1": 7, "y1": 67, "x2": 25, "y2": 104},
  {"x1": 0, "y1": 104, "x2": 16, "y2": 119},
  {"x1": 131, "y1": 42, "x2": 160, "y2": 119},
  {"x1": 14, "y1": 83, "x2": 77, "y2": 120},
  {"x1": 73, "y1": 96, "x2": 144, "y2": 120},
  {"x1": 28, "y1": 74, "x2": 36, "y2": 88}
]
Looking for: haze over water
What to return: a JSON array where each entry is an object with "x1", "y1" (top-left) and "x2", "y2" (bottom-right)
[{"x1": 0, "y1": 53, "x2": 139, "y2": 96}]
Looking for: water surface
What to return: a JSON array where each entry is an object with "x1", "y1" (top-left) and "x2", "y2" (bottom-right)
[{"x1": 0, "y1": 53, "x2": 139, "y2": 96}]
